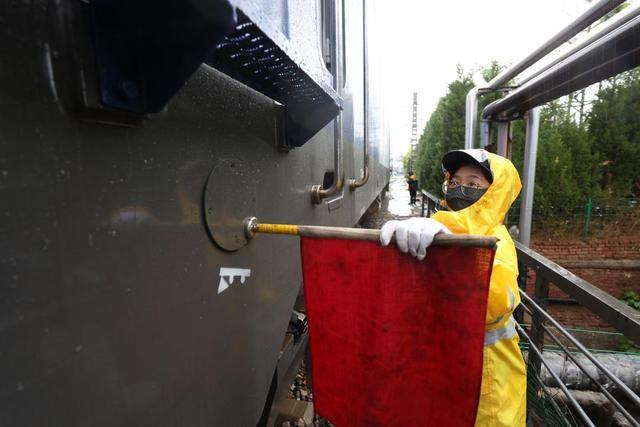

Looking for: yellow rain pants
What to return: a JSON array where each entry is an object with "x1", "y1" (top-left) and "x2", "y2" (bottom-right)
[{"x1": 433, "y1": 152, "x2": 526, "y2": 427}]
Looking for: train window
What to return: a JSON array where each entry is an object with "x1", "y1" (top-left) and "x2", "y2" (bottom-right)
[
  {"x1": 341, "y1": 0, "x2": 346, "y2": 87},
  {"x1": 320, "y1": 0, "x2": 346, "y2": 88},
  {"x1": 320, "y1": 0, "x2": 336, "y2": 74}
]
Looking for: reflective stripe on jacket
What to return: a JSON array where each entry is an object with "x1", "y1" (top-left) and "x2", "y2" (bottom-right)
[
  {"x1": 433, "y1": 151, "x2": 526, "y2": 427},
  {"x1": 485, "y1": 315, "x2": 516, "y2": 347}
]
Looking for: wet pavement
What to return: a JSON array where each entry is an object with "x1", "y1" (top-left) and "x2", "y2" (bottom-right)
[
  {"x1": 386, "y1": 172, "x2": 423, "y2": 218},
  {"x1": 358, "y1": 173, "x2": 423, "y2": 230}
]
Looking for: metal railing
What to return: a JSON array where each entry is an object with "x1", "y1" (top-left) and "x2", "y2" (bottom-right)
[
  {"x1": 517, "y1": 248, "x2": 640, "y2": 426},
  {"x1": 420, "y1": 189, "x2": 640, "y2": 425},
  {"x1": 420, "y1": 189, "x2": 444, "y2": 218}
]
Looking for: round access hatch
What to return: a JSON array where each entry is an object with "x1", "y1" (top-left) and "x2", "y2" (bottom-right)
[{"x1": 203, "y1": 158, "x2": 257, "y2": 251}]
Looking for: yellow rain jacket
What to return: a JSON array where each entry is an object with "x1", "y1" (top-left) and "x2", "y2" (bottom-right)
[{"x1": 432, "y1": 152, "x2": 526, "y2": 427}]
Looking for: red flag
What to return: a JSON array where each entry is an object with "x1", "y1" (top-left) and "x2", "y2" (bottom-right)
[{"x1": 300, "y1": 238, "x2": 494, "y2": 427}]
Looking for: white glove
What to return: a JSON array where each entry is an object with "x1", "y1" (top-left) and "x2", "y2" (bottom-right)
[{"x1": 379, "y1": 218, "x2": 451, "y2": 261}]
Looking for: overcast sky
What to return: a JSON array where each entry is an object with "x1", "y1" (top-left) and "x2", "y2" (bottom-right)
[{"x1": 375, "y1": 0, "x2": 603, "y2": 158}]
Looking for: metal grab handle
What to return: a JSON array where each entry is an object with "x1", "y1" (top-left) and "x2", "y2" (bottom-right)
[
  {"x1": 311, "y1": 0, "x2": 345, "y2": 204},
  {"x1": 349, "y1": 0, "x2": 369, "y2": 190},
  {"x1": 311, "y1": 113, "x2": 344, "y2": 204},
  {"x1": 244, "y1": 218, "x2": 497, "y2": 249}
]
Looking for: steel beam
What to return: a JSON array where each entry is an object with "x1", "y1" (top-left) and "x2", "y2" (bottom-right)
[
  {"x1": 480, "y1": 120, "x2": 491, "y2": 148},
  {"x1": 465, "y1": 87, "x2": 479, "y2": 149},
  {"x1": 496, "y1": 122, "x2": 509, "y2": 157},
  {"x1": 518, "y1": 108, "x2": 539, "y2": 247}
]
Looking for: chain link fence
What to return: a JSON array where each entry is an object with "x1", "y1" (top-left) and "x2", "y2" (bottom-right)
[
  {"x1": 506, "y1": 197, "x2": 640, "y2": 240},
  {"x1": 421, "y1": 190, "x2": 640, "y2": 240}
]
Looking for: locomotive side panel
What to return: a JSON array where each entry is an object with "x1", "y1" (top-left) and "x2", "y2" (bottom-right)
[{"x1": 0, "y1": 1, "x2": 388, "y2": 426}]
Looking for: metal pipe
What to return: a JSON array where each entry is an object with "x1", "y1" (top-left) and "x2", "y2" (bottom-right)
[
  {"x1": 483, "y1": 14, "x2": 640, "y2": 120},
  {"x1": 486, "y1": 0, "x2": 624, "y2": 90},
  {"x1": 311, "y1": 0, "x2": 344, "y2": 204},
  {"x1": 539, "y1": 325, "x2": 640, "y2": 426},
  {"x1": 496, "y1": 122, "x2": 509, "y2": 157},
  {"x1": 244, "y1": 218, "x2": 498, "y2": 248},
  {"x1": 349, "y1": 0, "x2": 369, "y2": 191},
  {"x1": 479, "y1": 120, "x2": 490, "y2": 148},
  {"x1": 519, "y1": 2, "x2": 640, "y2": 87},
  {"x1": 311, "y1": 113, "x2": 344, "y2": 204},
  {"x1": 520, "y1": 292, "x2": 640, "y2": 408},
  {"x1": 421, "y1": 189, "x2": 445, "y2": 211},
  {"x1": 516, "y1": 324, "x2": 596, "y2": 427},
  {"x1": 518, "y1": 108, "x2": 539, "y2": 247},
  {"x1": 464, "y1": 87, "x2": 479, "y2": 149}
]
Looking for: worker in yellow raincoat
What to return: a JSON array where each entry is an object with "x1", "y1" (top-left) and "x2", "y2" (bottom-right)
[{"x1": 380, "y1": 149, "x2": 526, "y2": 427}]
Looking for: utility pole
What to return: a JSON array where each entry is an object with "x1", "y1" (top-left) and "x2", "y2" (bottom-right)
[{"x1": 409, "y1": 92, "x2": 418, "y2": 172}]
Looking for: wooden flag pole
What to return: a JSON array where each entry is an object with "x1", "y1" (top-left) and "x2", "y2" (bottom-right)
[{"x1": 244, "y1": 217, "x2": 497, "y2": 249}]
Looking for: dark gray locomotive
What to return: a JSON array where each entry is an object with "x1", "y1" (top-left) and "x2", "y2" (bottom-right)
[{"x1": 0, "y1": 0, "x2": 389, "y2": 425}]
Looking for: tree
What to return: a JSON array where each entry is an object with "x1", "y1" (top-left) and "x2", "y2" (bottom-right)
[
  {"x1": 415, "y1": 61, "x2": 640, "y2": 236},
  {"x1": 415, "y1": 62, "x2": 508, "y2": 196},
  {"x1": 415, "y1": 67, "x2": 474, "y2": 195},
  {"x1": 532, "y1": 109, "x2": 582, "y2": 216},
  {"x1": 402, "y1": 150, "x2": 412, "y2": 175},
  {"x1": 511, "y1": 101, "x2": 598, "y2": 217},
  {"x1": 588, "y1": 69, "x2": 640, "y2": 198}
]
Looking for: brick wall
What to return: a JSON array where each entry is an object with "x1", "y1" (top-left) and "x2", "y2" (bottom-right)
[
  {"x1": 532, "y1": 237, "x2": 640, "y2": 260},
  {"x1": 523, "y1": 237, "x2": 640, "y2": 349}
]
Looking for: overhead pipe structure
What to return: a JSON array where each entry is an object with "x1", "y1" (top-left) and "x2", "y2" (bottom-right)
[
  {"x1": 483, "y1": 12, "x2": 640, "y2": 120},
  {"x1": 464, "y1": 0, "x2": 624, "y2": 149},
  {"x1": 462, "y1": 0, "x2": 630, "y2": 248},
  {"x1": 482, "y1": 10, "x2": 640, "y2": 242},
  {"x1": 517, "y1": 2, "x2": 640, "y2": 88},
  {"x1": 486, "y1": 0, "x2": 625, "y2": 90}
]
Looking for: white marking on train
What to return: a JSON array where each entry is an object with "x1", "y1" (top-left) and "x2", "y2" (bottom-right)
[{"x1": 217, "y1": 267, "x2": 251, "y2": 294}]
